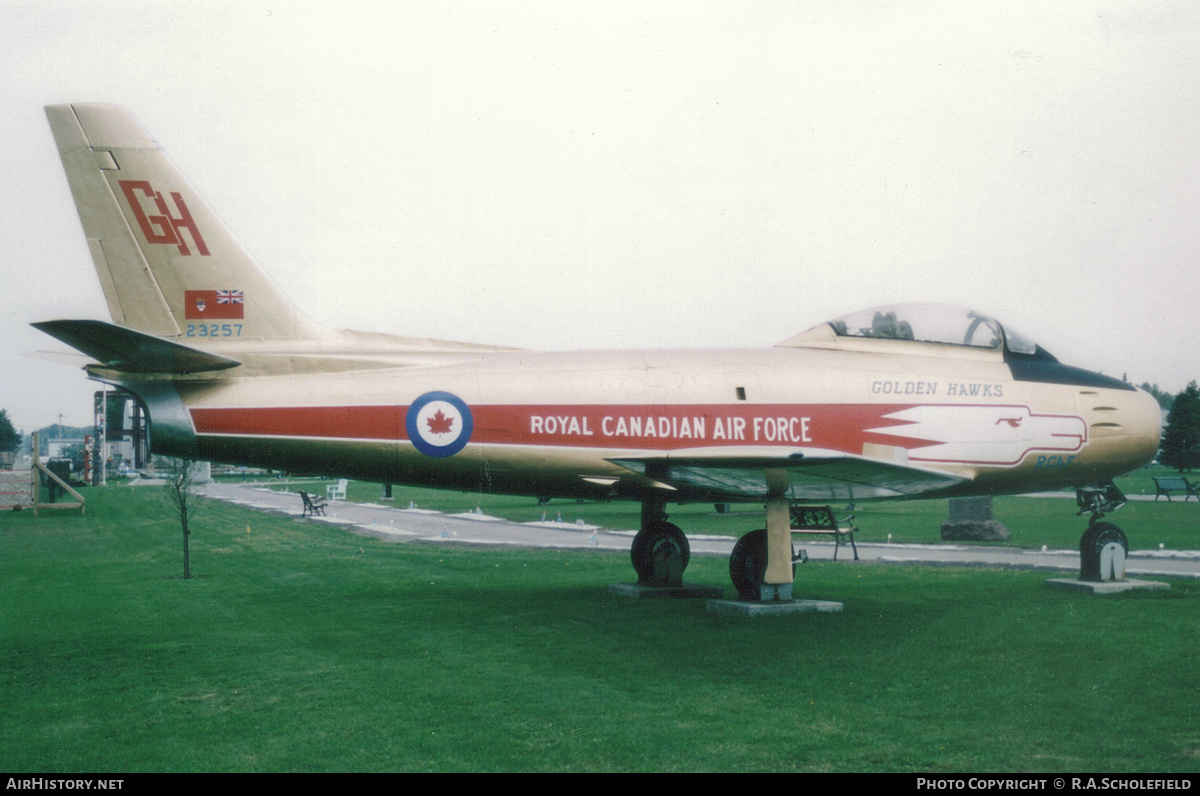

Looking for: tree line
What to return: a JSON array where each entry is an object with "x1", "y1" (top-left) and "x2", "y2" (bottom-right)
[{"x1": 1159, "y1": 381, "x2": 1200, "y2": 472}]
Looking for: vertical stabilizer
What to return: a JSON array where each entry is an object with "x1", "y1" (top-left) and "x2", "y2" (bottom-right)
[{"x1": 45, "y1": 103, "x2": 319, "y2": 341}]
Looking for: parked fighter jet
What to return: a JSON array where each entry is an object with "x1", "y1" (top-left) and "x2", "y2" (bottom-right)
[{"x1": 35, "y1": 104, "x2": 1161, "y2": 599}]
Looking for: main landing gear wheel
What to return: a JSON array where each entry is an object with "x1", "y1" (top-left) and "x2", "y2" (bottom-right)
[
  {"x1": 631, "y1": 521, "x2": 690, "y2": 587},
  {"x1": 1079, "y1": 522, "x2": 1128, "y2": 582},
  {"x1": 728, "y1": 529, "x2": 797, "y2": 601}
]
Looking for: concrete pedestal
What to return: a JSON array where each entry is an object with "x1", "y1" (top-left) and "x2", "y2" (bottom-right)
[
  {"x1": 706, "y1": 598, "x2": 844, "y2": 617},
  {"x1": 1046, "y1": 578, "x2": 1170, "y2": 595},
  {"x1": 608, "y1": 583, "x2": 725, "y2": 600}
]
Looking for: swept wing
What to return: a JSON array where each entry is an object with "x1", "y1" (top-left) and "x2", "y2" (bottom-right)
[{"x1": 612, "y1": 447, "x2": 967, "y2": 501}]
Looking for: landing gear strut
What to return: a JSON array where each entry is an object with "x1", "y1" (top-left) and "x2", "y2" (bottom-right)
[
  {"x1": 1076, "y1": 483, "x2": 1129, "y2": 582},
  {"x1": 726, "y1": 493, "x2": 801, "y2": 601}
]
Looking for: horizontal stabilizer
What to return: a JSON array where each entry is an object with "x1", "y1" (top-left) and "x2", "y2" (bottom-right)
[
  {"x1": 611, "y1": 447, "x2": 966, "y2": 502},
  {"x1": 25, "y1": 349, "x2": 94, "y2": 367},
  {"x1": 32, "y1": 319, "x2": 241, "y2": 374}
]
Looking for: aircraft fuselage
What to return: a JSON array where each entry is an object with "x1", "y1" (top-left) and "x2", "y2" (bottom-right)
[{"x1": 107, "y1": 336, "x2": 1160, "y2": 505}]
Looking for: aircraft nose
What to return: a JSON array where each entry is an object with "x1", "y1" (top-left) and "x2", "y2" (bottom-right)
[
  {"x1": 1074, "y1": 384, "x2": 1162, "y2": 479},
  {"x1": 1132, "y1": 387, "x2": 1165, "y2": 463}
]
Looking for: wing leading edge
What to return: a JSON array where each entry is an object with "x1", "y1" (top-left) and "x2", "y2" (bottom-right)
[{"x1": 611, "y1": 447, "x2": 967, "y2": 502}]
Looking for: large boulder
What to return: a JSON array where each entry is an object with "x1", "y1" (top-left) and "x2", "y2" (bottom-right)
[{"x1": 940, "y1": 496, "x2": 1011, "y2": 542}]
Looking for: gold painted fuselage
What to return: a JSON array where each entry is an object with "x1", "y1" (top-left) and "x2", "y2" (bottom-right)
[{"x1": 113, "y1": 326, "x2": 1160, "y2": 505}]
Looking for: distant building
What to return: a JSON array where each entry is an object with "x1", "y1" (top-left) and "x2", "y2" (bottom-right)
[{"x1": 42, "y1": 437, "x2": 85, "y2": 460}]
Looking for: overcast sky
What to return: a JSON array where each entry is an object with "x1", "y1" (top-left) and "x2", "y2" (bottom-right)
[{"x1": 2, "y1": 1, "x2": 1198, "y2": 431}]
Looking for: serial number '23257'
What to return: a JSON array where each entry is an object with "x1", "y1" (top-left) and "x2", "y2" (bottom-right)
[{"x1": 186, "y1": 323, "x2": 242, "y2": 338}]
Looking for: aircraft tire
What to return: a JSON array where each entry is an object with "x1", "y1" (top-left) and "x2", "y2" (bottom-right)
[
  {"x1": 1079, "y1": 522, "x2": 1128, "y2": 582},
  {"x1": 729, "y1": 529, "x2": 767, "y2": 600},
  {"x1": 631, "y1": 521, "x2": 690, "y2": 586},
  {"x1": 729, "y1": 529, "x2": 798, "y2": 601}
]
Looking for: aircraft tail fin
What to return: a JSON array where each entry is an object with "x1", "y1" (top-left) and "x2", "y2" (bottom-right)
[{"x1": 45, "y1": 103, "x2": 320, "y2": 341}]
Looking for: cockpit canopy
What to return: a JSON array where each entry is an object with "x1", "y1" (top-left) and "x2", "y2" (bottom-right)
[
  {"x1": 777, "y1": 302, "x2": 1141, "y2": 393},
  {"x1": 782, "y1": 303, "x2": 1039, "y2": 355}
]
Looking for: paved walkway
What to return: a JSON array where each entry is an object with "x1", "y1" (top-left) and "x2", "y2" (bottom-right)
[{"x1": 200, "y1": 482, "x2": 1200, "y2": 580}]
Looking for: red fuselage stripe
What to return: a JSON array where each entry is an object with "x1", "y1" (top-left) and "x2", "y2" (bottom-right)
[{"x1": 188, "y1": 403, "x2": 931, "y2": 453}]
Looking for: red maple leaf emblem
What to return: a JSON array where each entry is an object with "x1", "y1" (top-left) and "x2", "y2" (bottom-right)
[{"x1": 426, "y1": 409, "x2": 455, "y2": 435}]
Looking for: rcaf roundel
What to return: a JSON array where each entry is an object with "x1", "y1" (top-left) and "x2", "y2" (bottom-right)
[{"x1": 405, "y1": 391, "x2": 473, "y2": 457}]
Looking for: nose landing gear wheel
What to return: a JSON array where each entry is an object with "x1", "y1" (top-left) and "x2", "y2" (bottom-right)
[{"x1": 1080, "y1": 522, "x2": 1128, "y2": 582}]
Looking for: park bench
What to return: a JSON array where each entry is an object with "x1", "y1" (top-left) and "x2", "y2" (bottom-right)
[
  {"x1": 1153, "y1": 476, "x2": 1199, "y2": 502},
  {"x1": 299, "y1": 491, "x2": 327, "y2": 517},
  {"x1": 789, "y1": 505, "x2": 859, "y2": 561}
]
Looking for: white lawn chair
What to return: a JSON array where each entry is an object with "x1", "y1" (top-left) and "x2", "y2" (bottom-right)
[{"x1": 326, "y1": 479, "x2": 348, "y2": 501}]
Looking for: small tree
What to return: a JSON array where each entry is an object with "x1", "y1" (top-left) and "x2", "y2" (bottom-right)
[
  {"x1": 0, "y1": 409, "x2": 20, "y2": 454},
  {"x1": 1160, "y1": 381, "x2": 1200, "y2": 473},
  {"x1": 162, "y1": 459, "x2": 205, "y2": 579},
  {"x1": 62, "y1": 443, "x2": 87, "y2": 473}
]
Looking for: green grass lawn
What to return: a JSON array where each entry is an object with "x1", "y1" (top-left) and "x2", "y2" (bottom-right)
[{"x1": 2, "y1": 484, "x2": 1198, "y2": 772}]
